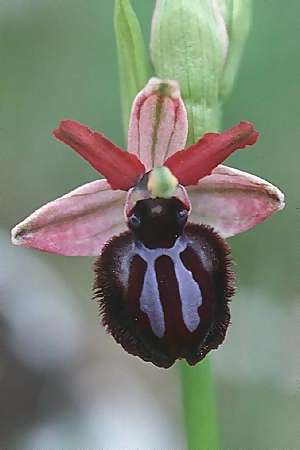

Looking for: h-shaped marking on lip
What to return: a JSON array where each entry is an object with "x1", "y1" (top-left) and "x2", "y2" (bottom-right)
[{"x1": 135, "y1": 236, "x2": 202, "y2": 338}]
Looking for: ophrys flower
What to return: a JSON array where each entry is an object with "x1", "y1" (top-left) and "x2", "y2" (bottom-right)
[{"x1": 11, "y1": 78, "x2": 284, "y2": 368}]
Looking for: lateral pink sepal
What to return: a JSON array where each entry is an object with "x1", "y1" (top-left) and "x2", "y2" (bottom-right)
[
  {"x1": 187, "y1": 165, "x2": 285, "y2": 238},
  {"x1": 164, "y1": 121, "x2": 259, "y2": 186},
  {"x1": 53, "y1": 120, "x2": 145, "y2": 191},
  {"x1": 11, "y1": 179, "x2": 127, "y2": 256}
]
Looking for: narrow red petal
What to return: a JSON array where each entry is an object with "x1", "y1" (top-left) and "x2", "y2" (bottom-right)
[
  {"x1": 53, "y1": 120, "x2": 145, "y2": 191},
  {"x1": 164, "y1": 121, "x2": 259, "y2": 186}
]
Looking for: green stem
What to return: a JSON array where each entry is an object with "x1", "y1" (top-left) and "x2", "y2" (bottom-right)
[{"x1": 180, "y1": 359, "x2": 219, "y2": 449}]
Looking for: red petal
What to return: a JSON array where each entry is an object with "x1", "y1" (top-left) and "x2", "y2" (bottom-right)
[
  {"x1": 53, "y1": 120, "x2": 145, "y2": 191},
  {"x1": 164, "y1": 121, "x2": 259, "y2": 186}
]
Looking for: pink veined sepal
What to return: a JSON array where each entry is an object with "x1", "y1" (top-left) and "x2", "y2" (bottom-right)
[
  {"x1": 127, "y1": 78, "x2": 188, "y2": 170},
  {"x1": 11, "y1": 179, "x2": 127, "y2": 256},
  {"x1": 187, "y1": 165, "x2": 285, "y2": 237}
]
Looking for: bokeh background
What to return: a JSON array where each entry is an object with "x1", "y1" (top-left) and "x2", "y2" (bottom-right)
[{"x1": 0, "y1": 1, "x2": 299, "y2": 449}]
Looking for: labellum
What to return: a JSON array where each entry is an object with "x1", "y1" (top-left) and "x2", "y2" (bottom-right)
[{"x1": 11, "y1": 79, "x2": 284, "y2": 368}]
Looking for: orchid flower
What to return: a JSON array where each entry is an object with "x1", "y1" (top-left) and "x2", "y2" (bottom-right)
[{"x1": 11, "y1": 78, "x2": 284, "y2": 367}]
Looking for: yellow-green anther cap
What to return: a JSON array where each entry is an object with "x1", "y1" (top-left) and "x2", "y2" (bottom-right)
[
  {"x1": 150, "y1": 0, "x2": 252, "y2": 144},
  {"x1": 147, "y1": 166, "x2": 179, "y2": 198}
]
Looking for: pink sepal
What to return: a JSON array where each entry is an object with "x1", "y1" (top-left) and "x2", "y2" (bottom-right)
[
  {"x1": 127, "y1": 78, "x2": 188, "y2": 170},
  {"x1": 187, "y1": 165, "x2": 285, "y2": 238},
  {"x1": 164, "y1": 121, "x2": 259, "y2": 186},
  {"x1": 53, "y1": 120, "x2": 145, "y2": 191},
  {"x1": 11, "y1": 179, "x2": 127, "y2": 256}
]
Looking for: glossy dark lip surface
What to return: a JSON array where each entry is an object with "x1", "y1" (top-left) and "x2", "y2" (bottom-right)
[{"x1": 94, "y1": 218, "x2": 235, "y2": 368}]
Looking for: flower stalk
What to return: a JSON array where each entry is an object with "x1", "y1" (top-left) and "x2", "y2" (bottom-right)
[{"x1": 180, "y1": 359, "x2": 219, "y2": 449}]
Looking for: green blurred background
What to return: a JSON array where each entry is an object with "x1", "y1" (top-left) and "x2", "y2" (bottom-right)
[{"x1": 0, "y1": 1, "x2": 299, "y2": 449}]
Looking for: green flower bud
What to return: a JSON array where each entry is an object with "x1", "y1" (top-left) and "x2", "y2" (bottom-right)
[{"x1": 150, "y1": 0, "x2": 252, "y2": 144}]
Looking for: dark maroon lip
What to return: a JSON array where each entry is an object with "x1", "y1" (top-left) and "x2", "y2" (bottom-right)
[{"x1": 94, "y1": 196, "x2": 235, "y2": 368}]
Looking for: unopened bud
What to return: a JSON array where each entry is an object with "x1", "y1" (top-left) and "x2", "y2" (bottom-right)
[{"x1": 150, "y1": 0, "x2": 252, "y2": 143}]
